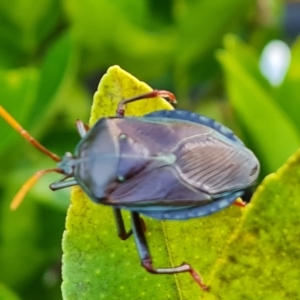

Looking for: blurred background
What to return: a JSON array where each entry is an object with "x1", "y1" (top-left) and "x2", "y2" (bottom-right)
[{"x1": 0, "y1": 0, "x2": 299, "y2": 299}]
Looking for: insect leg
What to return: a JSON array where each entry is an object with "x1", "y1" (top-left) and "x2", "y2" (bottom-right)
[
  {"x1": 50, "y1": 178, "x2": 78, "y2": 190},
  {"x1": 130, "y1": 212, "x2": 208, "y2": 290},
  {"x1": 117, "y1": 90, "x2": 176, "y2": 116},
  {"x1": 76, "y1": 120, "x2": 90, "y2": 138},
  {"x1": 233, "y1": 198, "x2": 247, "y2": 207},
  {"x1": 113, "y1": 208, "x2": 133, "y2": 240},
  {"x1": 234, "y1": 188, "x2": 254, "y2": 207}
]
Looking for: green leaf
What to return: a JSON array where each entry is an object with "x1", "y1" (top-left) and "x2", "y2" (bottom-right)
[
  {"x1": 0, "y1": 282, "x2": 20, "y2": 300},
  {"x1": 0, "y1": 0, "x2": 61, "y2": 67},
  {"x1": 62, "y1": 66, "x2": 243, "y2": 299},
  {"x1": 0, "y1": 182, "x2": 46, "y2": 288},
  {"x1": 217, "y1": 34, "x2": 300, "y2": 173},
  {"x1": 0, "y1": 162, "x2": 65, "y2": 296},
  {"x1": 202, "y1": 147, "x2": 300, "y2": 299},
  {"x1": 28, "y1": 30, "x2": 76, "y2": 126},
  {"x1": 0, "y1": 67, "x2": 39, "y2": 152},
  {"x1": 0, "y1": 31, "x2": 76, "y2": 153},
  {"x1": 63, "y1": 0, "x2": 174, "y2": 78},
  {"x1": 275, "y1": 36, "x2": 300, "y2": 131},
  {"x1": 174, "y1": 0, "x2": 255, "y2": 93}
]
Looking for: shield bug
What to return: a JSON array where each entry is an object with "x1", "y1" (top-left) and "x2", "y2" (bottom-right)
[{"x1": 0, "y1": 90, "x2": 260, "y2": 290}]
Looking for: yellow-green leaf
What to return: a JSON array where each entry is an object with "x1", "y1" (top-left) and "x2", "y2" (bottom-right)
[
  {"x1": 203, "y1": 148, "x2": 300, "y2": 299},
  {"x1": 62, "y1": 65, "x2": 243, "y2": 300}
]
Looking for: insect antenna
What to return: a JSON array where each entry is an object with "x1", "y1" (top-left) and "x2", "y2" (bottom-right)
[
  {"x1": 0, "y1": 106, "x2": 63, "y2": 209},
  {"x1": 10, "y1": 168, "x2": 64, "y2": 210},
  {"x1": 0, "y1": 106, "x2": 61, "y2": 162}
]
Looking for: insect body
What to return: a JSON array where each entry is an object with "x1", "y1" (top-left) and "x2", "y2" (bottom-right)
[{"x1": 0, "y1": 90, "x2": 260, "y2": 290}]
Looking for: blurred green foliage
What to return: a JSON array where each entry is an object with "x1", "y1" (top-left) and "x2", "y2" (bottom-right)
[{"x1": 0, "y1": 0, "x2": 299, "y2": 299}]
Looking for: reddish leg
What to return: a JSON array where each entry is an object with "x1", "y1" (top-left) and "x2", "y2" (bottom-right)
[
  {"x1": 233, "y1": 198, "x2": 247, "y2": 207},
  {"x1": 113, "y1": 208, "x2": 146, "y2": 240},
  {"x1": 131, "y1": 212, "x2": 209, "y2": 291},
  {"x1": 117, "y1": 90, "x2": 176, "y2": 116}
]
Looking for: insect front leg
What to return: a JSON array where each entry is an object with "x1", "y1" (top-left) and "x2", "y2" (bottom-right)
[
  {"x1": 131, "y1": 212, "x2": 208, "y2": 291},
  {"x1": 113, "y1": 209, "x2": 146, "y2": 240},
  {"x1": 76, "y1": 120, "x2": 90, "y2": 137},
  {"x1": 117, "y1": 90, "x2": 176, "y2": 116},
  {"x1": 113, "y1": 208, "x2": 133, "y2": 240}
]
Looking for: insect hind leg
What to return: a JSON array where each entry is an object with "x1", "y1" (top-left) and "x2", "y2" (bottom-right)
[{"x1": 130, "y1": 212, "x2": 208, "y2": 290}]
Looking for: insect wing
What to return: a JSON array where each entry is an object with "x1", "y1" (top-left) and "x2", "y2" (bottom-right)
[
  {"x1": 145, "y1": 109, "x2": 245, "y2": 146},
  {"x1": 107, "y1": 159, "x2": 245, "y2": 221},
  {"x1": 173, "y1": 132, "x2": 259, "y2": 195},
  {"x1": 108, "y1": 165, "x2": 213, "y2": 220},
  {"x1": 144, "y1": 110, "x2": 259, "y2": 194},
  {"x1": 109, "y1": 165, "x2": 211, "y2": 205}
]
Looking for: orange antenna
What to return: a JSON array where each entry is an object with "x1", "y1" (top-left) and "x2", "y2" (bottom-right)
[
  {"x1": 0, "y1": 106, "x2": 61, "y2": 162},
  {"x1": 0, "y1": 106, "x2": 64, "y2": 209},
  {"x1": 10, "y1": 168, "x2": 64, "y2": 210}
]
